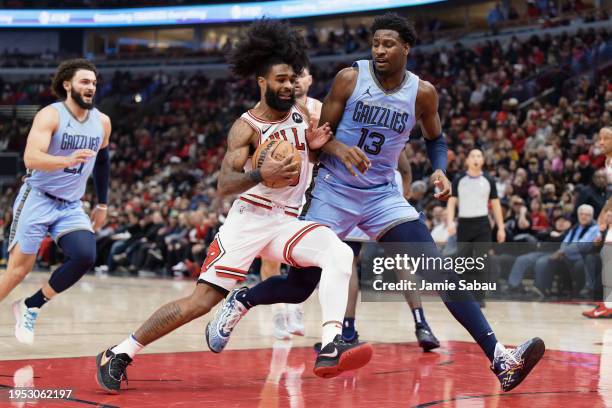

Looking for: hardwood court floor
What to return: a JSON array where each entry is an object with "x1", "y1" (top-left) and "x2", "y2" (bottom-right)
[{"x1": 0, "y1": 273, "x2": 610, "y2": 407}]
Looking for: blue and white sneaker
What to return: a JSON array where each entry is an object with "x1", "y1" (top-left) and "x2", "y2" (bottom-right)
[
  {"x1": 491, "y1": 337, "x2": 545, "y2": 391},
  {"x1": 12, "y1": 299, "x2": 39, "y2": 345},
  {"x1": 206, "y1": 287, "x2": 249, "y2": 353}
]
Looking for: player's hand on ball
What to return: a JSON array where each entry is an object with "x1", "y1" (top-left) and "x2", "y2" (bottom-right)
[
  {"x1": 66, "y1": 149, "x2": 96, "y2": 167},
  {"x1": 336, "y1": 143, "x2": 370, "y2": 176},
  {"x1": 306, "y1": 122, "x2": 333, "y2": 150},
  {"x1": 431, "y1": 170, "x2": 451, "y2": 201},
  {"x1": 260, "y1": 155, "x2": 299, "y2": 185},
  {"x1": 90, "y1": 205, "x2": 107, "y2": 232}
]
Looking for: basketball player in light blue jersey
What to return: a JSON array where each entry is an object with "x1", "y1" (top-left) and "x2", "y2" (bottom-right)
[
  {"x1": 0, "y1": 59, "x2": 111, "y2": 345},
  {"x1": 210, "y1": 13, "x2": 545, "y2": 391}
]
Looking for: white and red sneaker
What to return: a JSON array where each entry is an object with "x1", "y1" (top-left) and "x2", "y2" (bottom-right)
[{"x1": 583, "y1": 303, "x2": 612, "y2": 318}]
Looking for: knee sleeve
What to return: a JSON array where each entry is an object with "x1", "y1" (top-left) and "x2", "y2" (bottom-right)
[
  {"x1": 49, "y1": 230, "x2": 96, "y2": 293},
  {"x1": 319, "y1": 239, "x2": 353, "y2": 275},
  {"x1": 293, "y1": 226, "x2": 353, "y2": 274}
]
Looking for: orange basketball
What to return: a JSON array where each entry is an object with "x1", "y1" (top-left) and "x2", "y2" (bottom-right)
[{"x1": 252, "y1": 139, "x2": 301, "y2": 188}]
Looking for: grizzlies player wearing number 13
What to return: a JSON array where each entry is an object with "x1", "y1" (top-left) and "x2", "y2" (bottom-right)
[
  {"x1": 0, "y1": 59, "x2": 111, "y2": 345},
  {"x1": 213, "y1": 13, "x2": 545, "y2": 392}
]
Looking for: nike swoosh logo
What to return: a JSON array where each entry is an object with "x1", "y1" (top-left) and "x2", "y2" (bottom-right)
[
  {"x1": 594, "y1": 310, "x2": 607, "y2": 316},
  {"x1": 100, "y1": 351, "x2": 111, "y2": 366},
  {"x1": 262, "y1": 125, "x2": 272, "y2": 135},
  {"x1": 319, "y1": 348, "x2": 338, "y2": 358},
  {"x1": 487, "y1": 332, "x2": 494, "y2": 336}
]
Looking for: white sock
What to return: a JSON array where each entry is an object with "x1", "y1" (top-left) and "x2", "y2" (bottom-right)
[
  {"x1": 322, "y1": 322, "x2": 341, "y2": 347},
  {"x1": 605, "y1": 288, "x2": 612, "y2": 308},
  {"x1": 112, "y1": 334, "x2": 143, "y2": 358}
]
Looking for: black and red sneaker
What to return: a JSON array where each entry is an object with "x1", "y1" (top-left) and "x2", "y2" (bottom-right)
[{"x1": 313, "y1": 334, "x2": 373, "y2": 379}]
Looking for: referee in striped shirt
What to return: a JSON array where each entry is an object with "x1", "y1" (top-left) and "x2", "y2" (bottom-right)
[{"x1": 447, "y1": 149, "x2": 506, "y2": 307}]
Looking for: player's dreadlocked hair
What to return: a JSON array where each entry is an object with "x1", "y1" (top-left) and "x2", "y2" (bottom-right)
[
  {"x1": 51, "y1": 58, "x2": 98, "y2": 99},
  {"x1": 371, "y1": 13, "x2": 417, "y2": 46},
  {"x1": 227, "y1": 19, "x2": 309, "y2": 78}
]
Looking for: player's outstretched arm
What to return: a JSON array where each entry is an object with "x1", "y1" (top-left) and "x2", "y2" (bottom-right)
[
  {"x1": 217, "y1": 119, "x2": 298, "y2": 196},
  {"x1": 417, "y1": 80, "x2": 450, "y2": 201},
  {"x1": 24, "y1": 106, "x2": 96, "y2": 172},
  {"x1": 319, "y1": 68, "x2": 370, "y2": 175}
]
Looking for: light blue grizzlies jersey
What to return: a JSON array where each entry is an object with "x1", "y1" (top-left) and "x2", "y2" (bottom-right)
[
  {"x1": 27, "y1": 102, "x2": 104, "y2": 202},
  {"x1": 320, "y1": 59, "x2": 419, "y2": 188}
]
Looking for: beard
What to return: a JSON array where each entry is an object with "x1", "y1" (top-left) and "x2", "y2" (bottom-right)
[
  {"x1": 71, "y1": 88, "x2": 94, "y2": 110},
  {"x1": 265, "y1": 87, "x2": 295, "y2": 112}
]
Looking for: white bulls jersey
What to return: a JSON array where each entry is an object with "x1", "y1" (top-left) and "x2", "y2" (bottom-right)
[
  {"x1": 199, "y1": 105, "x2": 335, "y2": 289},
  {"x1": 239, "y1": 106, "x2": 311, "y2": 213}
]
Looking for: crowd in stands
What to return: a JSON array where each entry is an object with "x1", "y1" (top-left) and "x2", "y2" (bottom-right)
[{"x1": 0, "y1": 21, "x2": 611, "y2": 302}]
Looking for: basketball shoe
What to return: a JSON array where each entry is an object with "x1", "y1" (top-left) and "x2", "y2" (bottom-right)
[
  {"x1": 491, "y1": 337, "x2": 545, "y2": 391},
  {"x1": 273, "y1": 312, "x2": 291, "y2": 340},
  {"x1": 286, "y1": 303, "x2": 305, "y2": 336},
  {"x1": 95, "y1": 347, "x2": 132, "y2": 394},
  {"x1": 583, "y1": 303, "x2": 612, "y2": 318},
  {"x1": 416, "y1": 326, "x2": 440, "y2": 351},
  {"x1": 206, "y1": 287, "x2": 249, "y2": 353},
  {"x1": 12, "y1": 299, "x2": 38, "y2": 345},
  {"x1": 314, "y1": 334, "x2": 373, "y2": 378},
  {"x1": 314, "y1": 331, "x2": 359, "y2": 353}
]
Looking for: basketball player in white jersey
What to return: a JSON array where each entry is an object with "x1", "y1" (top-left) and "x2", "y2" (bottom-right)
[
  {"x1": 260, "y1": 66, "x2": 322, "y2": 340},
  {"x1": 583, "y1": 126, "x2": 612, "y2": 318},
  {"x1": 0, "y1": 59, "x2": 111, "y2": 345},
  {"x1": 95, "y1": 20, "x2": 372, "y2": 394}
]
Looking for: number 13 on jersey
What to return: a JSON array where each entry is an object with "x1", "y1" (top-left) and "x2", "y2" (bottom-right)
[{"x1": 357, "y1": 128, "x2": 386, "y2": 155}]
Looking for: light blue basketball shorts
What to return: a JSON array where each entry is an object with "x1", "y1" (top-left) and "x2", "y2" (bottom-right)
[
  {"x1": 8, "y1": 183, "x2": 93, "y2": 255},
  {"x1": 305, "y1": 167, "x2": 419, "y2": 241}
]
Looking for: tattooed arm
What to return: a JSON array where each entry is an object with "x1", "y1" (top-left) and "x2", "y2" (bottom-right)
[{"x1": 217, "y1": 118, "x2": 298, "y2": 196}]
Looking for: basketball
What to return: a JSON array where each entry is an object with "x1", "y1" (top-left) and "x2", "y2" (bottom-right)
[{"x1": 252, "y1": 139, "x2": 301, "y2": 188}]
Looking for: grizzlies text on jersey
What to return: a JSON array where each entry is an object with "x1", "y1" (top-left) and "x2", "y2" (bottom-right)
[
  {"x1": 319, "y1": 59, "x2": 418, "y2": 188},
  {"x1": 26, "y1": 102, "x2": 104, "y2": 202}
]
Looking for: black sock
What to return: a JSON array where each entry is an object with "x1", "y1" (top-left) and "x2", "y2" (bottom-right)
[
  {"x1": 342, "y1": 317, "x2": 356, "y2": 340},
  {"x1": 242, "y1": 266, "x2": 321, "y2": 307},
  {"x1": 24, "y1": 289, "x2": 49, "y2": 309},
  {"x1": 412, "y1": 307, "x2": 428, "y2": 330}
]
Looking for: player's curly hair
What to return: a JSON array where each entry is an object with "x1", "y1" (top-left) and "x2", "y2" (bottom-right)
[
  {"x1": 51, "y1": 58, "x2": 98, "y2": 99},
  {"x1": 227, "y1": 19, "x2": 309, "y2": 78},
  {"x1": 371, "y1": 13, "x2": 417, "y2": 47}
]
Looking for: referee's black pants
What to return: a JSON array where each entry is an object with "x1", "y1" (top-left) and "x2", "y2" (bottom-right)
[{"x1": 456, "y1": 216, "x2": 492, "y2": 302}]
